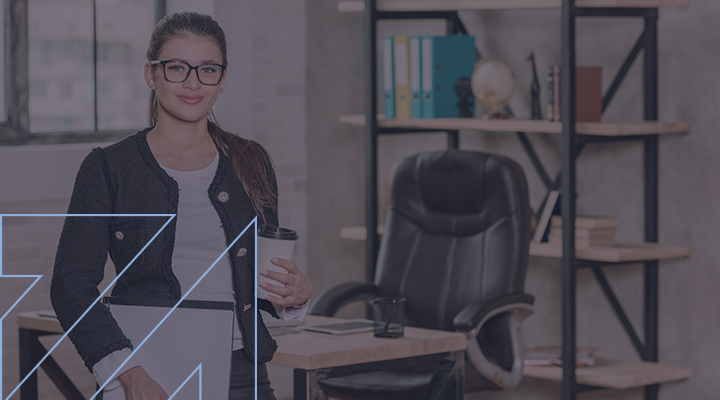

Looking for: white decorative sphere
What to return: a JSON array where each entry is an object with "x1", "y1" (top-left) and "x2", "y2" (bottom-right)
[{"x1": 471, "y1": 60, "x2": 516, "y2": 108}]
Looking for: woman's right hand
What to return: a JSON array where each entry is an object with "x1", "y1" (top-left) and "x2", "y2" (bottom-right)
[{"x1": 117, "y1": 366, "x2": 169, "y2": 400}]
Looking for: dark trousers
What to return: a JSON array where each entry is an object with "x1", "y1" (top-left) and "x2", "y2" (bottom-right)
[{"x1": 229, "y1": 349, "x2": 276, "y2": 400}]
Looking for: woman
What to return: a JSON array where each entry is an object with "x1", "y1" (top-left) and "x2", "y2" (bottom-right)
[{"x1": 50, "y1": 12, "x2": 311, "y2": 400}]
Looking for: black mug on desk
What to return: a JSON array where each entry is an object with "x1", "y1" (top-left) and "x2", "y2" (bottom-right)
[{"x1": 372, "y1": 297, "x2": 405, "y2": 338}]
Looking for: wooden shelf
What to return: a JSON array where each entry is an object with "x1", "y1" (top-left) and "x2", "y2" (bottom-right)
[
  {"x1": 339, "y1": 115, "x2": 691, "y2": 137},
  {"x1": 524, "y1": 357, "x2": 691, "y2": 389},
  {"x1": 338, "y1": 0, "x2": 690, "y2": 13},
  {"x1": 530, "y1": 241, "x2": 691, "y2": 262},
  {"x1": 341, "y1": 226, "x2": 690, "y2": 263}
]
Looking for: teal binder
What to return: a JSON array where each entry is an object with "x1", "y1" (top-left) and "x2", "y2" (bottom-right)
[
  {"x1": 409, "y1": 36, "x2": 423, "y2": 118},
  {"x1": 382, "y1": 36, "x2": 396, "y2": 119},
  {"x1": 421, "y1": 35, "x2": 476, "y2": 118}
]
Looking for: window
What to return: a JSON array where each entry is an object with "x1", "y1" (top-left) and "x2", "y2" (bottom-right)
[
  {"x1": 28, "y1": 0, "x2": 155, "y2": 135},
  {"x1": 0, "y1": 0, "x2": 164, "y2": 144}
]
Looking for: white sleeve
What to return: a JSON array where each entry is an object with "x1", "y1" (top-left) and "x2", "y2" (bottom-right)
[
  {"x1": 92, "y1": 348, "x2": 142, "y2": 390},
  {"x1": 273, "y1": 301, "x2": 309, "y2": 321}
]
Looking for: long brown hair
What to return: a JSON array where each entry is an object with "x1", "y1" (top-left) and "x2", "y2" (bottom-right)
[{"x1": 146, "y1": 12, "x2": 277, "y2": 221}]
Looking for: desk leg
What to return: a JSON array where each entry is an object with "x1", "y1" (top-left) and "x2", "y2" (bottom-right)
[
  {"x1": 419, "y1": 351, "x2": 465, "y2": 400},
  {"x1": 19, "y1": 328, "x2": 85, "y2": 400},
  {"x1": 19, "y1": 328, "x2": 40, "y2": 400},
  {"x1": 293, "y1": 368, "x2": 329, "y2": 400}
]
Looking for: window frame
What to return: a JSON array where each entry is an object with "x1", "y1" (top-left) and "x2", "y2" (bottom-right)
[{"x1": 0, "y1": 0, "x2": 166, "y2": 145}]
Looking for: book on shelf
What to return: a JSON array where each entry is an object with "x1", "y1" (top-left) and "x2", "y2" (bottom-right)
[
  {"x1": 422, "y1": 35, "x2": 476, "y2": 118},
  {"x1": 532, "y1": 190, "x2": 560, "y2": 243},
  {"x1": 545, "y1": 65, "x2": 602, "y2": 123},
  {"x1": 553, "y1": 65, "x2": 560, "y2": 121},
  {"x1": 550, "y1": 215, "x2": 617, "y2": 229},
  {"x1": 393, "y1": 36, "x2": 411, "y2": 119},
  {"x1": 382, "y1": 36, "x2": 396, "y2": 119},
  {"x1": 546, "y1": 65, "x2": 554, "y2": 123},
  {"x1": 409, "y1": 36, "x2": 423, "y2": 118},
  {"x1": 524, "y1": 345, "x2": 598, "y2": 367}
]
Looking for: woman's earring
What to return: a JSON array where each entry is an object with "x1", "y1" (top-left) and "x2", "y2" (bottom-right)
[{"x1": 219, "y1": 88, "x2": 223, "y2": 94}]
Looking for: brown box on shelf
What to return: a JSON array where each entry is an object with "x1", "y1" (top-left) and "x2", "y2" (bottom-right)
[{"x1": 576, "y1": 66, "x2": 602, "y2": 122}]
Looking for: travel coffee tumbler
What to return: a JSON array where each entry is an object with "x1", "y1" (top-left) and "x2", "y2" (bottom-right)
[{"x1": 257, "y1": 224, "x2": 298, "y2": 300}]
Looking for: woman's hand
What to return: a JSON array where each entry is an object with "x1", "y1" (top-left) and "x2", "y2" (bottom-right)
[
  {"x1": 260, "y1": 258, "x2": 312, "y2": 307},
  {"x1": 118, "y1": 366, "x2": 169, "y2": 400}
]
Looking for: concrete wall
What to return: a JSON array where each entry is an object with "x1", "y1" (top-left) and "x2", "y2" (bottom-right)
[{"x1": 306, "y1": 1, "x2": 715, "y2": 399}]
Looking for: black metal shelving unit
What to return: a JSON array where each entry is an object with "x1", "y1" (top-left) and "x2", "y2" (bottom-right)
[{"x1": 347, "y1": 1, "x2": 690, "y2": 399}]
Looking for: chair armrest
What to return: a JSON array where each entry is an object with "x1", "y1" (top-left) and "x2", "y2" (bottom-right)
[
  {"x1": 309, "y1": 282, "x2": 379, "y2": 317},
  {"x1": 453, "y1": 293, "x2": 535, "y2": 332},
  {"x1": 453, "y1": 293, "x2": 535, "y2": 389}
]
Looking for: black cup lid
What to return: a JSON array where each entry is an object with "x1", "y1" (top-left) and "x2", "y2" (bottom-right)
[{"x1": 258, "y1": 224, "x2": 298, "y2": 240}]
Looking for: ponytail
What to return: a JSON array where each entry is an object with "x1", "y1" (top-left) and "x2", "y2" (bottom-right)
[
  {"x1": 148, "y1": 89, "x2": 159, "y2": 127},
  {"x1": 206, "y1": 114, "x2": 278, "y2": 223}
]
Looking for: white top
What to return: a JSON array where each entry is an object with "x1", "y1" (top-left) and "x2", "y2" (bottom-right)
[{"x1": 93, "y1": 151, "x2": 307, "y2": 390}]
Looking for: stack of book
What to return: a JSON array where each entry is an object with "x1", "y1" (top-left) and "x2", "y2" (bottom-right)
[
  {"x1": 524, "y1": 345, "x2": 598, "y2": 367},
  {"x1": 548, "y1": 215, "x2": 617, "y2": 248},
  {"x1": 383, "y1": 35, "x2": 476, "y2": 119}
]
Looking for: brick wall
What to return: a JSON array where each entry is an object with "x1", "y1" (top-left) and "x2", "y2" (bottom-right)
[{"x1": 215, "y1": 0, "x2": 308, "y2": 273}]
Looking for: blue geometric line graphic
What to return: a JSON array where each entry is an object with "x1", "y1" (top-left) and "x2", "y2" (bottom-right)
[
  {"x1": 168, "y1": 364, "x2": 202, "y2": 400},
  {"x1": 253, "y1": 222, "x2": 258, "y2": 400},
  {"x1": 89, "y1": 217, "x2": 258, "y2": 400},
  {"x1": 254, "y1": 220, "x2": 258, "y2": 399},
  {"x1": 1, "y1": 213, "x2": 175, "y2": 400},
  {"x1": 0, "y1": 216, "x2": 43, "y2": 399}
]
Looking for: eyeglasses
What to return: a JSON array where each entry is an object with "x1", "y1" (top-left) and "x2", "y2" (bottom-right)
[{"x1": 149, "y1": 60, "x2": 227, "y2": 86}]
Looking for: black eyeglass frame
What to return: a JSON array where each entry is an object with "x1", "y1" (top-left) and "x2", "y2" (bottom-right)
[{"x1": 149, "y1": 60, "x2": 228, "y2": 86}]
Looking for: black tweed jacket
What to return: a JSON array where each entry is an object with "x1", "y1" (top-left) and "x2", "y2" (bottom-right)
[{"x1": 50, "y1": 128, "x2": 279, "y2": 370}]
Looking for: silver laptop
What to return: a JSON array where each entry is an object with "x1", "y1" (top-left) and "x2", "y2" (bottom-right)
[{"x1": 101, "y1": 297, "x2": 235, "y2": 400}]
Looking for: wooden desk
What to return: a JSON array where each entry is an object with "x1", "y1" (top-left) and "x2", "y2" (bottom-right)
[
  {"x1": 17, "y1": 312, "x2": 466, "y2": 400},
  {"x1": 271, "y1": 315, "x2": 467, "y2": 399}
]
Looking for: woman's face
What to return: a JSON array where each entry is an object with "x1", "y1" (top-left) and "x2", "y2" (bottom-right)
[{"x1": 145, "y1": 35, "x2": 227, "y2": 126}]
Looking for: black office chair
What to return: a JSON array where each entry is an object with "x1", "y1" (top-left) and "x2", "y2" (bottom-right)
[{"x1": 310, "y1": 150, "x2": 535, "y2": 399}]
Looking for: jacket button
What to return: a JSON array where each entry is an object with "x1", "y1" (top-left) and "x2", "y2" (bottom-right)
[
  {"x1": 218, "y1": 191, "x2": 229, "y2": 203},
  {"x1": 237, "y1": 247, "x2": 247, "y2": 257},
  {"x1": 243, "y1": 303, "x2": 252, "y2": 312},
  {"x1": 115, "y1": 231, "x2": 124, "y2": 240}
]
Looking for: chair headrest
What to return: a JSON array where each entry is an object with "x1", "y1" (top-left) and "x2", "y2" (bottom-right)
[
  {"x1": 389, "y1": 150, "x2": 528, "y2": 236},
  {"x1": 417, "y1": 151, "x2": 486, "y2": 214}
]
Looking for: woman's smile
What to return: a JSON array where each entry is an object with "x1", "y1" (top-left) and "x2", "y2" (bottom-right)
[{"x1": 177, "y1": 94, "x2": 204, "y2": 105}]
